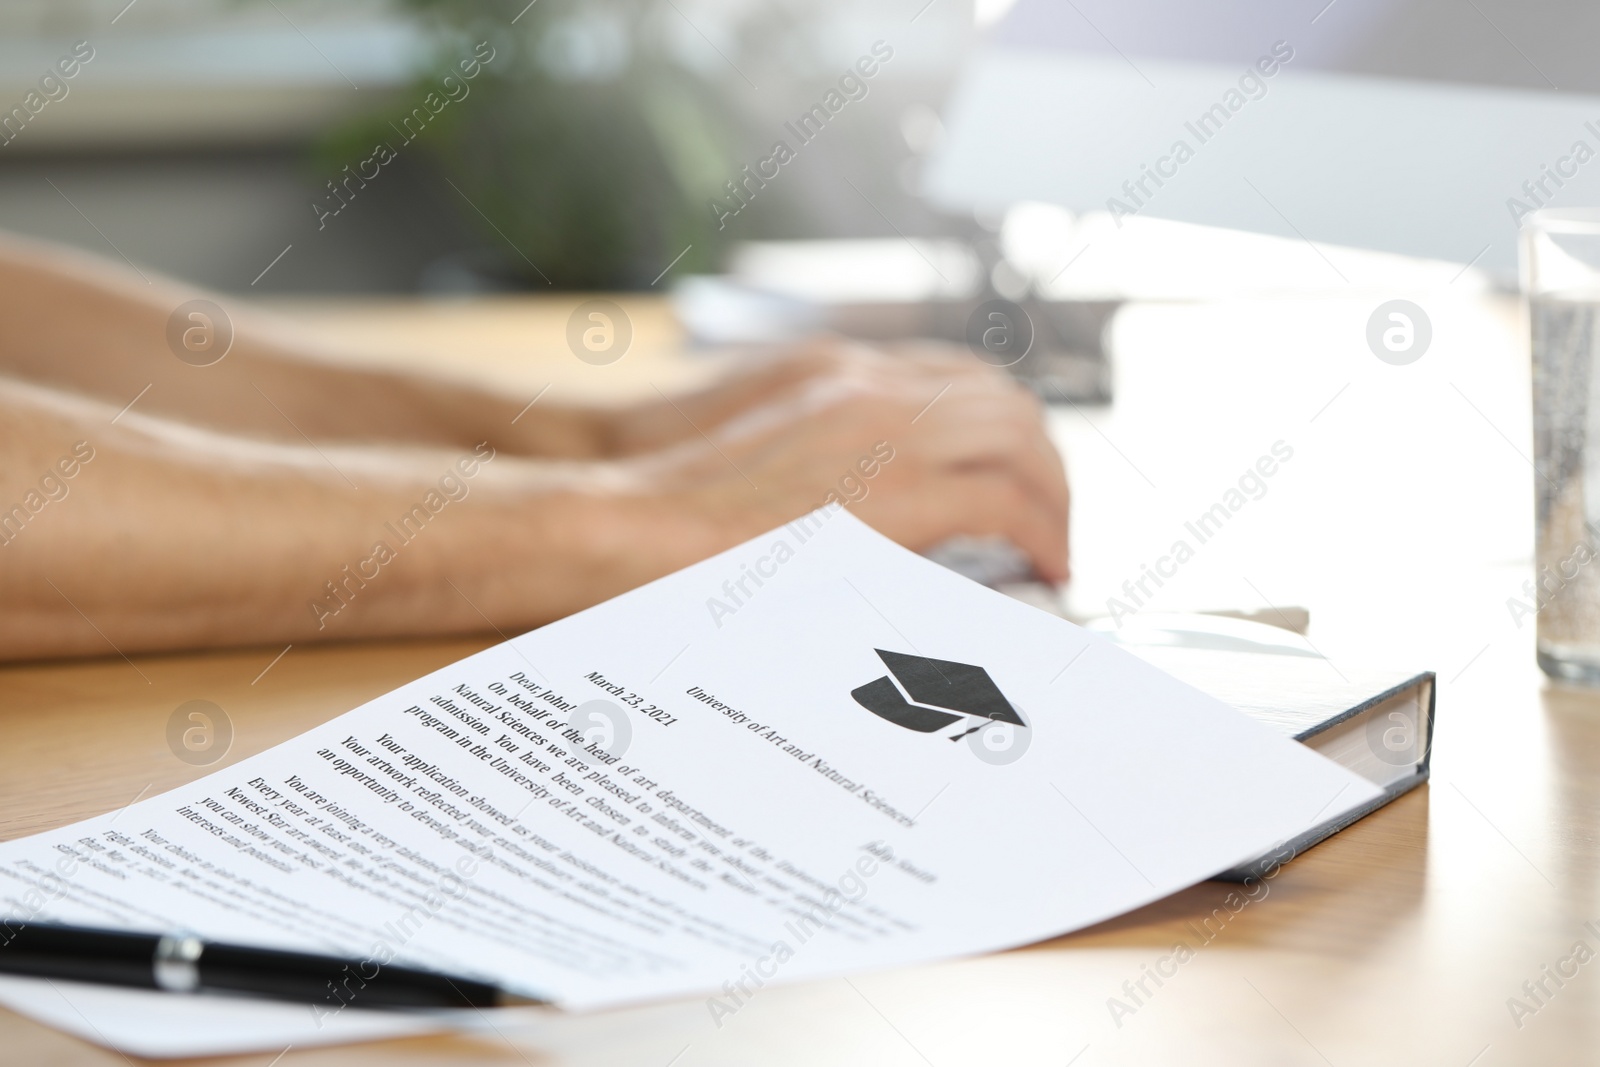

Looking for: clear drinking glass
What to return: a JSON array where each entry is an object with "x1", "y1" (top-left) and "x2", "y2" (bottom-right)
[{"x1": 1526, "y1": 209, "x2": 1600, "y2": 681}]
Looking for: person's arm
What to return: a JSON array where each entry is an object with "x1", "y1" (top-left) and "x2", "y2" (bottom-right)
[
  {"x1": 0, "y1": 232, "x2": 891, "y2": 461},
  {"x1": 0, "y1": 232, "x2": 614, "y2": 457},
  {"x1": 0, "y1": 377, "x2": 665, "y2": 659},
  {"x1": 0, "y1": 344, "x2": 1067, "y2": 661}
]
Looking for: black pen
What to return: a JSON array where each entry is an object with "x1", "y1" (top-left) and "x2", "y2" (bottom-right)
[{"x1": 0, "y1": 921, "x2": 542, "y2": 1010}]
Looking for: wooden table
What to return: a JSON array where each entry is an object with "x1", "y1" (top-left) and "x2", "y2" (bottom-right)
[{"x1": 4, "y1": 289, "x2": 1594, "y2": 1066}]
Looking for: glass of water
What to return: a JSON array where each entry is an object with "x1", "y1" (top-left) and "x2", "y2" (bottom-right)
[{"x1": 1526, "y1": 209, "x2": 1600, "y2": 681}]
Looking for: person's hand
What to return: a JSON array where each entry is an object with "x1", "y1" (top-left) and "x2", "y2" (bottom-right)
[
  {"x1": 597, "y1": 340, "x2": 876, "y2": 456},
  {"x1": 614, "y1": 341, "x2": 1070, "y2": 583}
]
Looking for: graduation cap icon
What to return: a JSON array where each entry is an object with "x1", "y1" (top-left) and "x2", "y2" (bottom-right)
[{"x1": 851, "y1": 649, "x2": 1026, "y2": 742}]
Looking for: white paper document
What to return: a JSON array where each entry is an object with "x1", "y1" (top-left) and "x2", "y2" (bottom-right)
[{"x1": 0, "y1": 509, "x2": 1381, "y2": 1056}]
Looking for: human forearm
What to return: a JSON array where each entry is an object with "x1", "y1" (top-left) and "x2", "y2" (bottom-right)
[
  {"x1": 0, "y1": 379, "x2": 688, "y2": 660},
  {"x1": 0, "y1": 337, "x2": 1070, "y2": 662},
  {"x1": 0, "y1": 232, "x2": 607, "y2": 457}
]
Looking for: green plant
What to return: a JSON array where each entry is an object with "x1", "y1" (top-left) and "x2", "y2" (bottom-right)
[{"x1": 382, "y1": 0, "x2": 749, "y2": 289}]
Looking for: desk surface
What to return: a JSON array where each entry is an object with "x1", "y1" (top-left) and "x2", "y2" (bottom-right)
[{"x1": 3, "y1": 290, "x2": 1595, "y2": 1066}]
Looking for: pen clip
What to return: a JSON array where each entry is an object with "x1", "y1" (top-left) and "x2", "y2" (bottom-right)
[{"x1": 153, "y1": 933, "x2": 203, "y2": 992}]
